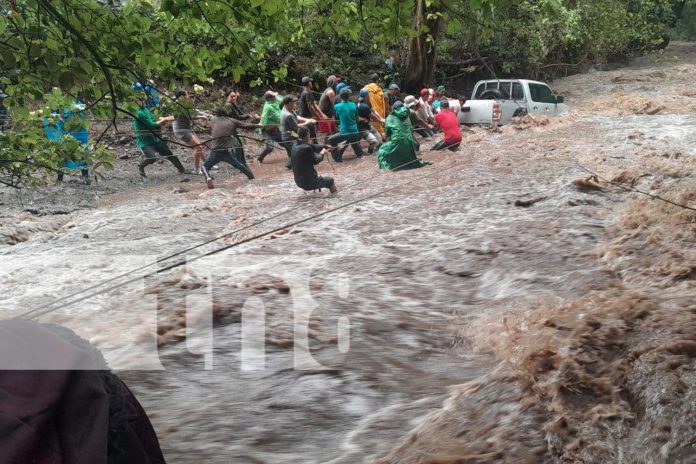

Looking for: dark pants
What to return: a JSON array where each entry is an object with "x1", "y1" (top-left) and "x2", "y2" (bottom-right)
[
  {"x1": 139, "y1": 143, "x2": 185, "y2": 172},
  {"x1": 307, "y1": 122, "x2": 318, "y2": 144},
  {"x1": 327, "y1": 132, "x2": 364, "y2": 161},
  {"x1": 57, "y1": 169, "x2": 89, "y2": 183},
  {"x1": 258, "y1": 129, "x2": 283, "y2": 160},
  {"x1": 414, "y1": 127, "x2": 435, "y2": 139},
  {"x1": 282, "y1": 139, "x2": 298, "y2": 157},
  {"x1": 203, "y1": 148, "x2": 254, "y2": 179},
  {"x1": 432, "y1": 140, "x2": 461, "y2": 151},
  {"x1": 299, "y1": 176, "x2": 334, "y2": 191}
]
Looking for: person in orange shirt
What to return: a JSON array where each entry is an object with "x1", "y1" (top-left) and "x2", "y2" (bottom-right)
[{"x1": 364, "y1": 73, "x2": 387, "y2": 137}]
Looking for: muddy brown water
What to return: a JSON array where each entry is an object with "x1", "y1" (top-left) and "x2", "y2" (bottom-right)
[{"x1": 2, "y1": 43, "x2": 696, "y2": 463}]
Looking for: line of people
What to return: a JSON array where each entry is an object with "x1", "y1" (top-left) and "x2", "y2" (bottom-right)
[{"x1": 131, "y1": 72, "x2": 465, "y2": 193}]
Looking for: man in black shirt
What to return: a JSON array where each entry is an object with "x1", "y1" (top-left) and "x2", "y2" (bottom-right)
[
  {"x1": 202, "y1": 107, "x2": 261, "y2": 189},
  {"x1": 298, "y1": 76, "x2": 324, "y2": 144},
  {"x1": 223, "y1": 89, "x2": 257, "y2": 121},
  {"x1": 291, "y1": 127, "x2": 337, "y2": 193}
]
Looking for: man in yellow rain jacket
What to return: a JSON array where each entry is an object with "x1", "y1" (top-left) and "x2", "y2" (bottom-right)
[{"x1": 364, "y1": 73, "x2": 387, "y2": 138}]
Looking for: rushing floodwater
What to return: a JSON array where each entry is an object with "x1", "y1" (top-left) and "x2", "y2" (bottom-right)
[{"x1": 2, "y1": 43, "x2": 696, "y2": 463}]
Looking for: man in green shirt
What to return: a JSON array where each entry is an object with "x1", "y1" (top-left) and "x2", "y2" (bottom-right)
[
  {"x1": 132, "y1": 98, "x2": 187, "y2": 178},
  {"x1": 257, "y1": 90, "x2": 284, "y2": 163}
]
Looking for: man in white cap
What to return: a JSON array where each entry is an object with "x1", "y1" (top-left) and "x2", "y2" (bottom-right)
[{"x1": 404, "y1": 95, "x2": 435, "y2": 139}]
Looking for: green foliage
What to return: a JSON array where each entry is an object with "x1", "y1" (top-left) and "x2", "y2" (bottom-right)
[
  {"x1": 673, "y1": 1, "x2": 696, "y2": 39},
  {"x1": 0, "y1": 0, "x2": 685, "y2": 184},
  {"x1": 439, "y1": 0, "x2": 682, "y2": 80}
]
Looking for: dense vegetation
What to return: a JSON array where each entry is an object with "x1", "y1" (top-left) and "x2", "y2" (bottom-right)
[{"x1": 0, "y1": 0, "x2": 691, "y2": 185}]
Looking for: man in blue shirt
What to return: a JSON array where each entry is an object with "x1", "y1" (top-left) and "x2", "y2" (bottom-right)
[{"x1": 327, "y1": 88, "x2": 364, "y2": 162}]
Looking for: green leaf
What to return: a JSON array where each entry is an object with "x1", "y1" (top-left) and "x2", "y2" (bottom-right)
[{"x1": 58, "y1": 72, "x2": 74, "y2": 90}]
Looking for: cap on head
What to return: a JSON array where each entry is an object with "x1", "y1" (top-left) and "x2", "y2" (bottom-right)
[
  {"x1": 359, "y1": 88, "x2": 370, "y2": 98},
  {"x1": 436, "y1": 85, "x2": 446, "y2": 93},
  {"x1": 439, "y1": 98, "x2": 450, "y2": 109},
  {"x1": 0, "y1": 91, "x2": 7, "y2": 99},
  {"x1": 339, "y1": 88, "x2": 351, "y2": 99},
  {"x1": 419, "y1": 88, "x2": 431, "y2": 98},
  {"x1": 392, "y1": 101, "x2": 404, "y2": 110},
  {"x1": 301, "y1": 76, "x2": 313, "y2": 86},
  {"x1": 282, "y1": 95, "x2": 298, "y2": 106},
  {"x1": 404, "y1": 95, "x2": 417, "y2": 108},
  {"x1": 370, "y1": 73, "x2": 380, "y2": 82},
  {"x1": 388, "y1": 84, "x2": 400, "y2": 92},
  {"x1": 264, "y1": 90, "x2": 278, "y2": 100}
]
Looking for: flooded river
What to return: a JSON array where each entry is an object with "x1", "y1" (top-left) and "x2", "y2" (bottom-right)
[{"x1": 2, "y1": 43, "x2": 696, "y2": 463}]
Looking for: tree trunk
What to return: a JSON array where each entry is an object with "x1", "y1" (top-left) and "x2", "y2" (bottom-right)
[{"x1": 403, "y1": 0, "x2": 442, "y2": 93}]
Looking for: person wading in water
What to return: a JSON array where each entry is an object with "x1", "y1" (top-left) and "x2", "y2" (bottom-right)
[
  {"x1": 201, "y1": 107, "x2": 261, "y2": 189},
  {"x1": 291, "y1": 126, "x2": 337, "y2": 194}
]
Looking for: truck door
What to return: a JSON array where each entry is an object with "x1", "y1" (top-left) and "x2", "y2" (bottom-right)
[{"x1": 528, "y1": 83, "x2": 558, "y2": 116}]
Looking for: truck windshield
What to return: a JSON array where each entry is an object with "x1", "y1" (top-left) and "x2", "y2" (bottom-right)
[{"x1": 529, "y1": 83, "x2": 557, "y2": 104}]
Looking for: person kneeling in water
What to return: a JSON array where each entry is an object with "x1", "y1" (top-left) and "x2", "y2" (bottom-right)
[
  {"x1": 202, "y1": 107, "x2": 261, "y2": 189},
  {"x1": 291, "y1": 126, "x2": 337, "y2": 193}
]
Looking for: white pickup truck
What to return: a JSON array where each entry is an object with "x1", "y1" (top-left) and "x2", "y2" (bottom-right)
[{"x1": 458, "y1": 79, "x2": 568, "y2": 126}]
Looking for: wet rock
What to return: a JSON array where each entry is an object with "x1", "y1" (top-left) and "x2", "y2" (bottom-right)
[
  {"x1": 244, "y1": 274, "x2": 291, "y2": 294},
  {"x1": 514, "y1": 197, "x2": 546, "y2": 207},
  {"x1": 567, "y1": 198, "x2": 600, "y2": 207},
  {"x1": 572, "y1": 178, "x2": 603, "y2": 192}
]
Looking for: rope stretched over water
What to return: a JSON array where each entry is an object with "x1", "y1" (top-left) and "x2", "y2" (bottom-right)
[
  {"x1": 17, "y1": 154, "x2": 444, "y2": 320},
  {"x1": 576, "y1": 163, "x2": 696, "y2": 213}
]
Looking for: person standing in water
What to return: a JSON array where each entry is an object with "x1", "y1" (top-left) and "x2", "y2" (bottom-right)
[
  {"x1": 280, "y1": 95, "x2": 316, "y2": 168},
  {"x1": 132, "y1": 95, "x2": 187, "y2": 179},
  {"x1": 171, "y1": 90, "x2": 208, "y2": 174},
  {"x1": 291, "y1": 126, "x2": 337, "y2": 193},
  {"x1": 257, "y1": 90, "x2": 284, "y2": 163},
  {"x1": 201, "y1": 107, "x2": 261, "y2": 189},
  {"x1": 318, "y1": 75, "x2": 339, "y2": 140}
]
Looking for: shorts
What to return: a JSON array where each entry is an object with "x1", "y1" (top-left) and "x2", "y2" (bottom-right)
[
  {"x1": 174, "y1": 129, "x2": 195, "y2": 144},
  {"x1": 318, "y1": 119, "x2": 338, "y2": 134}
]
